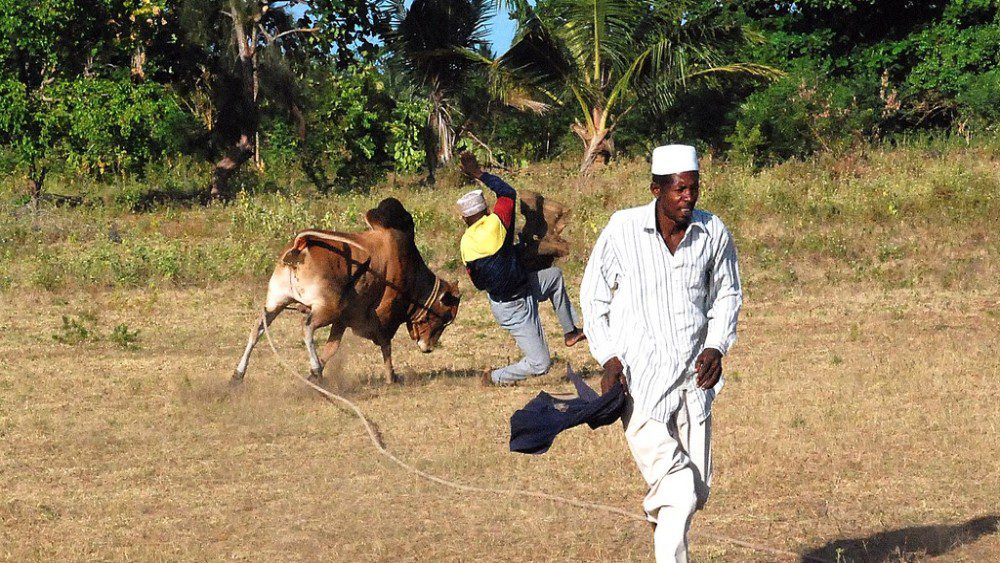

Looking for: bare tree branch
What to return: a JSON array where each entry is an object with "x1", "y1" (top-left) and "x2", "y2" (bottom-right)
[
  {"x1": 268, "y1": 27, "x2": 318, "y2": 44},
  {"x1": 258, "y1": 23, "x2": 274, "y2": 44}
]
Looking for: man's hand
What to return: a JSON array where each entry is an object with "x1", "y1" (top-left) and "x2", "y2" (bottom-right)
[
  {"x1": 695, "y1": 348, "x2": 723, "y2": 389},
  {"x1": 459, "y1": 151, "x2": 483, "y2": 179},
  {"x1": 601, "y1": 356, "x2": 626, "y2": 395}
]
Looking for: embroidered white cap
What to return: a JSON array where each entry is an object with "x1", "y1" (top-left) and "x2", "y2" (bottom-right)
[
  {"x1": 456, "y1": 189, "x2": 487, "y2": 217},
  {"x1": 651, "y1": 144, "x2": 699, "y2": 176}
]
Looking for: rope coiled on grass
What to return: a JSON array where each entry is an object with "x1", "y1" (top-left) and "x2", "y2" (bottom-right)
[{"x1": 260, "y1": 312, "x2": 826, "y2": 562}]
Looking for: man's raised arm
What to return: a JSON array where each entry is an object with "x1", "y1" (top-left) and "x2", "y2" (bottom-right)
[{"x1": 460, "y1": 152, "x2": 516, "y2": 229}]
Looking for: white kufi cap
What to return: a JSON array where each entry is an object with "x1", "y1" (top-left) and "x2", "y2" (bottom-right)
[
  {"x1": 456, "y1": 189, "x2": 487, "y2": 217},
  {"x1": 651, "y1": 144, "x2": 699, "y2": 176}
]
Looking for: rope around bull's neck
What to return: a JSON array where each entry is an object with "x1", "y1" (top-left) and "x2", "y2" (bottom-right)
[
  {"x1": 260, "y1": 313, "x2": 827, "y2": 562},
  {"x1": 409, "y1": 276, "x2": 442, "y2": 323}
]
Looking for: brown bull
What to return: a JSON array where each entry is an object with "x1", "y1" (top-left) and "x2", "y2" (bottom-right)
[{"x1": 233, "y1": 198, "x2": 461, "y2": 385}]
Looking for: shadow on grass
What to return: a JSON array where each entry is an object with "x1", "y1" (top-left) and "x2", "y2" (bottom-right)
[
  {"x1": 402, "y1": 368, "x2": 482, "y2": 384},
  {"x1": 802, "y1": 515, "x2": 998, "y2": 562},
  {"x1": 128, "y1": 187, "x2": 209, "y2": 211},
  {"x1": 400, "y1": 363, "x2": 604, "y2": 387}
]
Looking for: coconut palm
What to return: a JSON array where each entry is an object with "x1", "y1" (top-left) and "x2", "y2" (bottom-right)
[
  {"x1": 500, "y1": 0, "x2": 781, "y2": 173},
  {"x1": 384, "y1": 0, "x2": 496, "y2": 184}
]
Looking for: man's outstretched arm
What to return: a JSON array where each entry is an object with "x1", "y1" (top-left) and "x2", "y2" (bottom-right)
[{"x1": 460, "y1": 152, "x2": 516, "y2": 229}]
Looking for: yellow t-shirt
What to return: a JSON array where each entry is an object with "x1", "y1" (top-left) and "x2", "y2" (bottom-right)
[{"x1": 460, "y1": 214, "x2": 508, "y2": 263}]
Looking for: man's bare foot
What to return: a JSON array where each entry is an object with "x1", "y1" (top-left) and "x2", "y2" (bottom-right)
[{"x1": 564, "y1": 328, "x2": 587, "y2": 347}]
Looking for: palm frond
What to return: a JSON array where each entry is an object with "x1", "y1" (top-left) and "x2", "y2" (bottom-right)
[
  {"x1": 688, "y1": 63, "x2": 784, "y2": 81},
  {"x1": 457, "y1": 47, "x2": 552, "y2": 114},
  {"x1": 544, "y1": 0, "x2": 640, "y2": 86},
  {"x1": 385, "y1": 0, "x2": 496, "y2": 94},
  {"x1": 619, "y1": 3, "x2": 782, "y2": 115}
]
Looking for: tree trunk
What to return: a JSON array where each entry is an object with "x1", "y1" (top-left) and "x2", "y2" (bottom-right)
[
  {"x1": 422, "y1": 123, "x2": 437, "y2": 185},
  {"x1": 252, "y1": 50, "x2": 262, "y2": 170},
  {"x1": 573, "y1": 107, "x2": 614, "y2": 174},
  {"x1": 578, "y1": 130, "x2": 614, "y2": 174},
  {"x1": 210, "y1": 1, "x2": 257, "y2": 199},
  {"x1": 211, "y1": 134, "x2": 254, "y2": 198},
  {"x1": 425, "y1": 90, "x2": 456, "y2": 182},
  {"x1": 131, "y1": 46, "x2": 146, "y2": 80},
  {"x1": 28, "y1": 168, "x2": 46, "y2": 212}
]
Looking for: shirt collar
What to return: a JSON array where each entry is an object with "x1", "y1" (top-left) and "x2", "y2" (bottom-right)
[{"x1": 640, "y1": 199, "x2": 707, "y2": 234}]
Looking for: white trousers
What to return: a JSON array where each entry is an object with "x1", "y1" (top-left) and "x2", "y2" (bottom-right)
[{"x1": 623, "y1": 391, "x2": 712, "y2": 563}]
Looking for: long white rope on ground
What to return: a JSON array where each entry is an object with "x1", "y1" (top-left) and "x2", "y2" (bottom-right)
[{"x1": 261, "y1": 316, "x2": 827, "y2": 562}]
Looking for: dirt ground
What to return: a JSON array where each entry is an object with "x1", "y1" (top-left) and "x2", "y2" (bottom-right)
[{"x1": 1, "y1": 279, "x2": 997, "y2": 562}]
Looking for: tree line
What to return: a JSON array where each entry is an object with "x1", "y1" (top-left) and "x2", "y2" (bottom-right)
[{"x1": 1, "y1": 0, "x2": 996, "y2": 203}]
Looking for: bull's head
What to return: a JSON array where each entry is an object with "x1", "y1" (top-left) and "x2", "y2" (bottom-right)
[{"x1": 406, "y1": 278, "x2": 461, "y2": 353}]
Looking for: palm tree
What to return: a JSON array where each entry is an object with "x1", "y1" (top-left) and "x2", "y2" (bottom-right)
[
  {"x1": 499, "y1": 0, "x2": 781, "y2": 173},
  {"x1": 385, "y1": 0, "x2": 495, "y2": 184}
]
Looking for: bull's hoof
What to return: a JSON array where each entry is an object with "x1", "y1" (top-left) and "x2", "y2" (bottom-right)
[
  {"x1": 307, "y1": 370, "x2": 325, "y2": 384},
  {"x1": 230, "y1": 371, "x2": 245, "y2": 385}
]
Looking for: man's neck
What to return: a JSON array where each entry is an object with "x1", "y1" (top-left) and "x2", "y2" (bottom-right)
[{"x1": 656, "y1": 212, "x2": 688, "y2": 237}]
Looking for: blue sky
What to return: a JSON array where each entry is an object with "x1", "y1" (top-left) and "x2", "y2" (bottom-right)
[{"x1": 488, "y1": 9, "x2": 517, "y2": 55}]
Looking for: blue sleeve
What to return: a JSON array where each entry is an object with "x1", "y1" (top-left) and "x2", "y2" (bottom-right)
[{"x1": 479, "y1": 173, "x2": 516, "y2": 199}]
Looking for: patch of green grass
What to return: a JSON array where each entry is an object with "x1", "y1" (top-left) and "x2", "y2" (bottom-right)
[
  {"x1": 848, "y1": 323, "x2": 862, "y2": 342},
  {"x1": 109, "y1": 323, "x2": 141, "y2": 350},
  {"x1": 1, "y1": 141, "x2": 995, "y2": 294},
  {"x1": 52, "y1": 314, "x2": 97, "y2": 345}
]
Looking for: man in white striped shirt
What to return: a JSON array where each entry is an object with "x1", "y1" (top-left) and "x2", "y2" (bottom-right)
[{"x1": 580, "y1": 144, "x2": 742, "y2": 562}]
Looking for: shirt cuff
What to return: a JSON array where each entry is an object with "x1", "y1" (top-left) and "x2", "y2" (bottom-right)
[
  {"x1": 703, "y1": 341, "x2": 729, "y2": 356},
  {"x1": 590, "y1": 347, "x2": 618, "y2": 369}
]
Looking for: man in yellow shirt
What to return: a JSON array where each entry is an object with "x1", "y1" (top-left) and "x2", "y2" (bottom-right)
[{"x1": 456, "y1": 152, "x2": 585, "y2": 386}]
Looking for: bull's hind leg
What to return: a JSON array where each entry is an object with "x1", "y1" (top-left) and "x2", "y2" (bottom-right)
[
  {"x1": 233, "y1": 308, "x2": 282, "y2": 382},
  {"x1": 316, "y1": 323, "x2": 346, "y2": 378},
  {"x1": 303, "y1": 304, "x2": 343, "y2": 382},
  {"x1": 303, "y1": 313, "x2": 325, "y2": 382}
]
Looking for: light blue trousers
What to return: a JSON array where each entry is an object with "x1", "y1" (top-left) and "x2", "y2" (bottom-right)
[{"x1": 488, "y1": 267, "x2": 580, "y2": 384}]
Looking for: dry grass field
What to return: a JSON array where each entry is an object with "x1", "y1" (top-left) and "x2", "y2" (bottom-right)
[{"x1": 1, "y1": 144, "x2": 998, "y2": 561}]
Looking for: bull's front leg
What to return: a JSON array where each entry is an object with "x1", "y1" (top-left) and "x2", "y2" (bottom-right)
[{"x1": 380, "y1": 341, "x2": 398, "y2": 385}]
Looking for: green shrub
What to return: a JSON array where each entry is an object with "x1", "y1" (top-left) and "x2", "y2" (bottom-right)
[
  {"x1": 109, "y1": 323, "x2": 141, "y2": 350},
  {"x1": 34, "y1": 77, "x2": 197, "y2": 178},
  {"x1": 52, "y1": 314, "x2": 96, "y2": 345},
  {"x1": 389, "y1": 99, "x2": 429, "y2": 174},
  {"x1": 727, "y1": 66, "x2": 880, "y2": 167},
  {"x1": 957, "y1": 69, "x2": 1000, "y2": 131}
]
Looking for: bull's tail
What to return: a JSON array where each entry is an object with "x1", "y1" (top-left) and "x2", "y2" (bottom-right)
[
  {"x1": 281, "y1": 230, "x2": 370, "y2": 267},
  {"x1": 281, "y1": 247, "x2": 305, "y2": 266}
]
